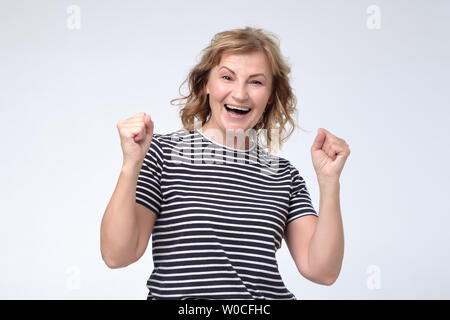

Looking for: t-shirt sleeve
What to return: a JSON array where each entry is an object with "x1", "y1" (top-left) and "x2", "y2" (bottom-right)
[
  {"x1": 286, "y1": 163, "x2": 318, "y2": 225},
  {"x1": 135, "y1": 135, "x2": 164, "y2": 217}
]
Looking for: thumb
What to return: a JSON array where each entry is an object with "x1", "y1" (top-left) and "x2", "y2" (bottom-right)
[
  {"x1": 311, "y1": 128, "x2": 326, "y2": 151},
  {"x1": 144, "y1": 115, "x2": 151, "y2": 132},
  {"x1": 144, "y1": 115, "x2": 154, "y2": 139}
]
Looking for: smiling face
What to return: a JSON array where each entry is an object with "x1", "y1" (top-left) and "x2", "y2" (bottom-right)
[{"x1": 202, "y1": 51, "x2": 274, "y2": 147}]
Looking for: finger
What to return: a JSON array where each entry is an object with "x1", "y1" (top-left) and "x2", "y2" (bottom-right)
[
  {"x1": 311, "y1": 128, "x2": 327, "y2": 151},
  {"x1": 133, "y1": 127, "x2": 146, "y2": 142},
  {"x1": 331, "y1": 142, "x2": 348, "y2": 160},
  {"x1": 119, "y1": 121, "x2": 146, "y2": 128},
  {"x1": 322, "y1": 135, "x2": 344, "y2": 155},
  {"x1": 125, "y1": 114, "x2": 148, "y2": 124},
  {"x1": 123, "y1": 126, "x2": 145, "y2": 141},
  {"x1": 129, "y1": 112, "x2": 146, "y2": 120},
  {"x1": 145, "y1": 114, "x2": 153, "y2": 131},
  {"x1": 321, "y1": 128, "x2": 337, "y2": 139},
  {"x1": 123, "y1": 113, "x2": 146, "y2": 124}
]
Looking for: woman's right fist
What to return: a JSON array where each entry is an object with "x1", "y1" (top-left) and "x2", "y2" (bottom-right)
[{"x1": 117, "y1": 112, "x2": 154, "y2": 165}]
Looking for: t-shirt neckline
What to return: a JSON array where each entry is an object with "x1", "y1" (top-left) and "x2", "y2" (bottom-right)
[{"x1": 194, "y1": 128, "x2": 257, "y2": 153}]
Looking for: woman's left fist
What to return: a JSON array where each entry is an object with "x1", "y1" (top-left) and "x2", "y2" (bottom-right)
[{"x1": 311, "y1": 128, "x2": 351, "y2": 182}]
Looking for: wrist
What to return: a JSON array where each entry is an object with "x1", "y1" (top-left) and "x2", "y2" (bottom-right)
[
  {"x1": 121, "y1": 160, "x2": 142, "y2": 175},
  {"x1": 318, "y1": 178, "x2": 340, "y2": 195}
]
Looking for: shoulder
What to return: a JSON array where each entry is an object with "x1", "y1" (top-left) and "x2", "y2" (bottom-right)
[
  {"x1": 151, "y1": 128, "x2": 194, "y2": 148},
  {"x1": 253, "y1": 148, "x2": 295, "y2": 177},
  {"x1": 151, "y1": 128, "x2": 188, "y2": 141},
  {"x1": 261, "y1": 149, "x2": 292, "y2": 168},
  {"x1": 264, "y1": 153, "x2": 306, "y2": 184}
]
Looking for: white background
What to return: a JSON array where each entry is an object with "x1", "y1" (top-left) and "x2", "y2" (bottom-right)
[{"x1": 1, "y1": 0, "x2": 449, "y2": 299}]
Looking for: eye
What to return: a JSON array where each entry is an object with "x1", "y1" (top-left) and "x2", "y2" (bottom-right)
[{"x1": 221, "y1": 76, "x2": 263, "y2": 85}]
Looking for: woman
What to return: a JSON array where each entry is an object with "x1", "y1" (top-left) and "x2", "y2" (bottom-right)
[{"x1": 100, "y1": 27, "x2": 350, "y2": 300}]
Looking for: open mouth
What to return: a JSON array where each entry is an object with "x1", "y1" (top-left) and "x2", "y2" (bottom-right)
[{"x1": 224, "y1": 104, "x2": 251, "y2": 116}]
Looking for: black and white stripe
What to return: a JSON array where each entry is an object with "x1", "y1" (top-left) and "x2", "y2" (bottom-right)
[{"x1": 136, "y1": 128, "x2": 318, "y2": 300}]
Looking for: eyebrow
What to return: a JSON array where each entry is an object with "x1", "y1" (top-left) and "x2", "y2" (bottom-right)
[{"x1": 219, "y1": 66, "x2": 266, "y2": 79}]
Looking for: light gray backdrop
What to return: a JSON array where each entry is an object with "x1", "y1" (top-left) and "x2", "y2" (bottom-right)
[{"x1": 1, "y1": 0, "x2": 449, "y2": 299}]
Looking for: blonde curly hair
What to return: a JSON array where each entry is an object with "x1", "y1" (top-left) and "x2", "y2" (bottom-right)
[{"x1": 170, "y1": 26, "x2": 303, "y2": 154}]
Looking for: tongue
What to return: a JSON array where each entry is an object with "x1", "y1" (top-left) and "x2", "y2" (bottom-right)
[{"x1": 229, "y1": 109, "x2": 245, "y2": 115}]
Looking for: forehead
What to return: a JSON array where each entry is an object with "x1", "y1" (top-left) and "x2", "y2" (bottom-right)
[{"x1": 217, "y1": 51, "x2": 271, "y2": 74}]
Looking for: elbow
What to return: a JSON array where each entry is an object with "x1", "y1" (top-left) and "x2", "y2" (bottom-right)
[
  {"x1": 322, "y1": 275, "x2": 338, "y2": 286},
  {"x1": 101, "y1": 250, "x2": 134, "y2": 269},
  {"x1": 103, "y1": 257, "x2": 125, "y2": 269},
  {"x1": 320, "y1": 270, "x2": 341, "y2": 286},
  {"x1": 101, "y1": 246, "x2": 119, "y2": 269},
  {"x1": 309, "y1": 275, "x2": 337, "y2": 286},
  {"x1": 304, "y1": 258, "x2": 342, "y2": 286},
  {"x1": 303, "y1": 269, "x2": 339, "y2": 286},
  {"x1": 100, "y1": 240, "x2": 138, "y2": 269}
]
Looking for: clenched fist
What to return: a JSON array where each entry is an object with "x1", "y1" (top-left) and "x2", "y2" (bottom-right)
[{"x1": 117, "y1": 112, "x2": 154, "y2": 166}]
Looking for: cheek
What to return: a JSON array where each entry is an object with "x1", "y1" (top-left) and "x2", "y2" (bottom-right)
[
  {"x1": 209, "y1": 81, "x2": 228, "y2": 97},
  {"x1": 254, "y1": 94, "x2": 270, "y2": 110}
]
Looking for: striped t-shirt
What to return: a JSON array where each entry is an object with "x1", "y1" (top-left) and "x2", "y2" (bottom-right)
[{"x1": 135, "y1": 127, "x2": 318, "y2": 300}]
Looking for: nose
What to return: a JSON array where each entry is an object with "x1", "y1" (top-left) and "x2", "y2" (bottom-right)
[{"x1": 231, "y1": 81, "x2": 249, "y2": 102}]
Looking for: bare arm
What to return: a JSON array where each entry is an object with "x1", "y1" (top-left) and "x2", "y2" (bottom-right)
[
  {"x1": 308, "y1": 180, "x2": 344, "y2": 284},
  {"x1": 100, "y1": 160, "x2": 157, "y2": 269},
  {"x1": 284, "y1": 182, "x2": 344, "y2": 286}
]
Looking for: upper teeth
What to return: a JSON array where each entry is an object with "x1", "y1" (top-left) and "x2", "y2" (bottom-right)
[{"x1": 226, "y1": 104, "x2": 250, "y2": 112}]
